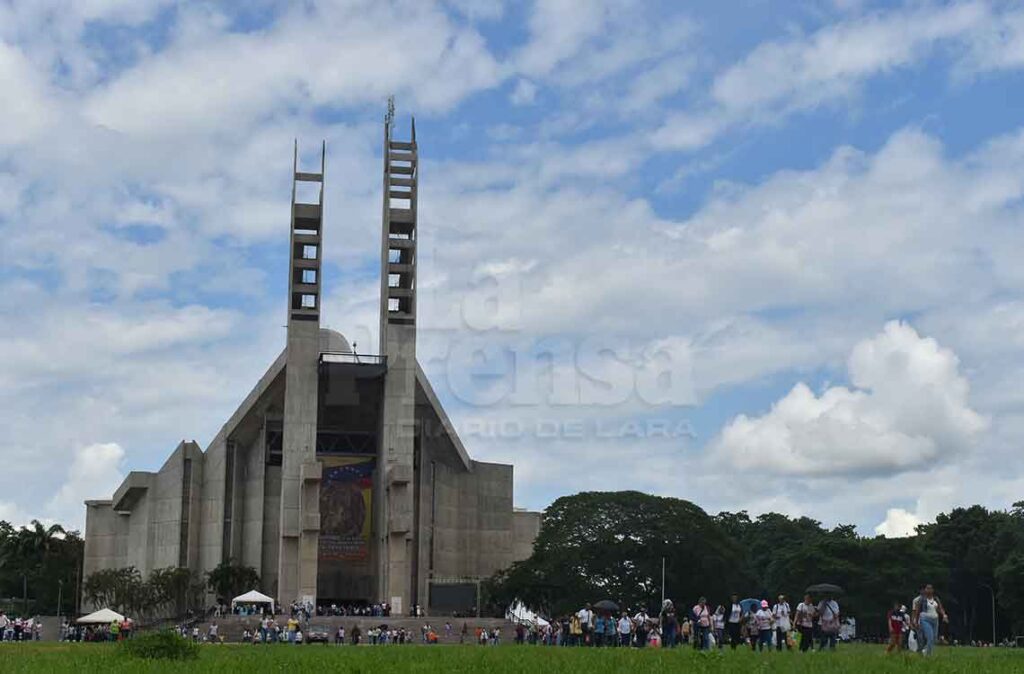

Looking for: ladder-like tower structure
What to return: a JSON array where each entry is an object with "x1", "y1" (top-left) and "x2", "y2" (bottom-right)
[
  {"x1": 279, "y1": 141, "x2": 326, "y2": 605},
  {"x1": 377, "y1": 102, "x2": 419, "y2": 612}
]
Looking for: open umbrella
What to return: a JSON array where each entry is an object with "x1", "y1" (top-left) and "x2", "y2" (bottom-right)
[
  {"x1": 806, "y1": 583, "x2": 844, "y2": 595},
  {"x1": 593, "y1": 599, "x2": 619, "y2": 613},
  {"x1": 739, "y1": 598, "x2": 761, "y2": 614}
]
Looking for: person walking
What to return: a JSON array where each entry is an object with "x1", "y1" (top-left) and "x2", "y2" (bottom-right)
[
  {"x1": 617, "y1": 612, "x2": 632, "y2": 647},
  {"x1": 692, "y1": 597, "x2": 711, "y2": 650},
  {"x1": 713, "y1": 605, "x2": 726, "y2": 650},
  {"x1": 911, "y1": 584, "x2": 948, "y2": 656},
  {"x1": 659, "y1": 600, "x2": 678, "y2": 648},
  {"x1": 577, "y1": 604, "x2": 594, "y2": 646},
  {"x1": 633, "y1": 608, "x2": 649, "y2": 648},
  {"x1": 754, "y1": 600, "x2": 774, "y2": 651},
  {"x1": 885, "y1": 599, "x2": 905, "y2": 654},
  {"x1": 569, "y1": 612, "x2": 583, "y2": 646},
  {"x1": 795, "y1": 593, "x2": 816, "y2": 652},
  {"x1": 603, "y1": 613, "x2": 616, "y2": 646},
  {"x1": 816, "y1": 594, "x2": 841, "y2": 651},
  {"x1": 772, "y1": 594, "x2": 791, "y2": 651},
  {"x1": 725, "y1": 594, "x2": 744, "y2": 649}
]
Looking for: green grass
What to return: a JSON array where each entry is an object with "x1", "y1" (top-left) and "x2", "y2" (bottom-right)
[{"x1": 1, "y1": 641, "x2": 1022, "y2": 673}]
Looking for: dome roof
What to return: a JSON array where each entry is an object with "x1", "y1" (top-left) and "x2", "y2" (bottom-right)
[{"x1": 318, "y1": 328, "x2": 353, "y2": 354}]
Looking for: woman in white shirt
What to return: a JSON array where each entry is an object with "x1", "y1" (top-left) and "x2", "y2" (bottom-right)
[
  {"x1": 817, "y1": 595, "x2": 840, "y2": 651},
  {"x1": 911, "y1": 584, "x2": 948, "y2": 656},
  {"x1": 754, "y1": 600, "x2": 774, "y2": 651},
  {"x1": 795, "y1": 594, "x2": 816, "y2": 652},
  {"x1": 712, "y1": 605, "x2": 726, "y2": 650}
]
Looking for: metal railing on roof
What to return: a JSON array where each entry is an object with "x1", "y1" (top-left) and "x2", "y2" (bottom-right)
[{"x1": 319, "y1": 352, "x2": 386, "y2": 366}]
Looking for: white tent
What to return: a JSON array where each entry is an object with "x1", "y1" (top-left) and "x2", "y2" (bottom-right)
[
  {"x1": 77, "y1": 608, "x2": 125, "y2": 624},
  {"x1": 507, "y1": 601, "x2": 550, "y2": 627},
  {"x1": 231, "y1": 589, "x2": 275, "y2": 613}
]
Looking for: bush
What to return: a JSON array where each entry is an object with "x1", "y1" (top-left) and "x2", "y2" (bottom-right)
[{"x1": 120, "y1": 630, "x2": 199, "y2": 661}]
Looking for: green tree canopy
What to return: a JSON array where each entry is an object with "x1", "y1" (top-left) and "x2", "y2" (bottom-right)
[
  {"x1": 490, "y1": 491, "x2": 1019, "y2": 641},
  {"x1": 206, "y1": 560, "x2": 260, "y2": 605},
  {"x1": 489, "y1": 491, "x2": 748, "y2": 617},
  {"x1": 0, "y1": 520, "x2": 82, "y2": 615}
]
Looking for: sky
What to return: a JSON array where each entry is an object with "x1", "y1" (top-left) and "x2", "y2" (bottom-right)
[{"x1": 2, "y1": 0, "x2": 1024, "y2": 537}]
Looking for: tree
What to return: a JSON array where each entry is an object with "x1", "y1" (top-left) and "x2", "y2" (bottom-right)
[
  {"x1": 489, "y1": 491, "x2": 748, "y2": 617},
  {"x1": 206, "y1": 560, "x2": 260, "y2": 605},
  {"x1": 148, "y1": 567, "x2": 205, "y2": 619},
  {"x1": 83, "y1": 566, "x2": 144, "y2": 615},
  {"x1": 0, "y1": 520, "x2": 81, "y2": 615}
]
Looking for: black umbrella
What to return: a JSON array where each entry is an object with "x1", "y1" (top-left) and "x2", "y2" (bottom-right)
[
  {"x1": 806, "y1": 583, "x2": 844, "y2": 595},
  {"x1": 593, "y1": 599, "x2": 619, "y2": 613}
]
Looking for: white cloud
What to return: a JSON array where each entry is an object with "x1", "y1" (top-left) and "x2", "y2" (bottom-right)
[
  {"x1": 515, "y1": 0, "x2": 608, "y2": 76},
  {"x1": 713, "y1": 321, "x2": 988, "y2": 477},
  {"x1": 0, "y1": 501, "x2": 30, "y2": 527},
  {"x1": 711, "y1": 3, "x2": 985, "y2": 114},
  {"x1": 654, "y1": 3, "x2": 1024, "y2": 152},
  {"x1": 510, "y1": 78, "x2": 537, "y2": 106},
  {"x1": 47, "y1": 443, "x2": 126, "y2": 527},
  {"x1": 83, "y1": 2, "x2": 502, "y2": 137},
  {"x1": 1, "y1": 1, "x2": 1024, "y2": 538},
  {"x1": 875, "y1": 508, "x2": 922, "y2": 538},
  {"x1": 0, "y1": 41, "x2": 57, "y2": 146}
]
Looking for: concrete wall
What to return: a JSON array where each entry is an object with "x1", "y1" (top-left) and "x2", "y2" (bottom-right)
[
  {"x1": 512, "y1": 510, "x2": 541, "y2": 563},
  {"x1": 426, "y1": 458, "x2": 517, "y2": 579},
  {"x1": 123, "y1": 490, "x2": 151, "y2": 574},
  {"x1": 261, "y1": 465, "x2": 282, "y2": 599},
  {"x1": 239, "y1": 431, "x2": 266, "y2": 572},
  {"x1": 199, "y1": 436, "x2": 227, "y2": 575},
  {"x1": 149, "y1": 443, "x2": 189, "y2": 571},
  {"x1": 82, "y1": 501, "x2": 126, "y2": 589}
]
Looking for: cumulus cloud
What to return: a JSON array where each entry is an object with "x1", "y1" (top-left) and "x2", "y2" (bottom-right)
[
  {"x1": 1, "y1": 0, "x2": 1024, "y2": 536},
  {"x1": 47, "y1": 443, "x2": 126, "y2": 527},
  {"x1": 875, "y1": 508, "x2": 922, "y2": 538},
  {"x1": 713, "y1": 322, "x2": 988, "y2": 477}
]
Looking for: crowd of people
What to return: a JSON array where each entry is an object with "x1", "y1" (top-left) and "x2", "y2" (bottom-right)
[
  {"x1": 521, "y1": 593, "x2": 843, "y2": 652},
  {"x1": 229, "y1": 618, "x2": 458, "y2": 645},
  {"x1": 513, "y1": 584, "x2": 959, "y2": 656},
  {"x1": 56, "y1": 617, "x2": 134, "y2": 642},
  {"x1": 217, "y1": 600, "x2": 417, "y2": 619},
  {"x1": 0, "y1": 613, "x2": 42, "y2": 641}
]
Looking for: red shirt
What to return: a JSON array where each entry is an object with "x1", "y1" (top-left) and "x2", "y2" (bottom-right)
[{"x1": 887, "y1": 610, "x2": 905, "y2": 634}]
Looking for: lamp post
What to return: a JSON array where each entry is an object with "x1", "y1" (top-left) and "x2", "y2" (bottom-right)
[
  {"x1": 660, "y1": 557, "x2": 666, "y2": 606},
  {"x1": 980, "y1": 583, "x2": 996, "y2": 645}
]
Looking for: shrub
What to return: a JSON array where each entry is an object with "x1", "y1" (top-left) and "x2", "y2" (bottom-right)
[{"x1": 120, "y1": 630, "x2": 199, "y2": 661}]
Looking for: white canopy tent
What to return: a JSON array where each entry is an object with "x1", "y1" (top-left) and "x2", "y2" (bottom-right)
[
  {"x1": 507, "y1": 601, "x2": 550, "y2": 627},
  {"x1": 231, "y1": 589, "x2": 275, "y2": 613},
  {"x1": 77, "y1": 608, "x2": 125, "y2": 624}
]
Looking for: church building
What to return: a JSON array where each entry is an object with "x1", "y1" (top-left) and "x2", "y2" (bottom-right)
[{"x1": 82, "y1": 108, "x2": 540, "y2": 615}]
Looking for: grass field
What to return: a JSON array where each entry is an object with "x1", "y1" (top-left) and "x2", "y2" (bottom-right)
[{"x1": 1, "y1": 642, "x2": 1022, "y2": 673}]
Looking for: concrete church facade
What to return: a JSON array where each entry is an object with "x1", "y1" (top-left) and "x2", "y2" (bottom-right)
[{"x1": 82, "y1": 111, "x2": 540, "y2": 614}]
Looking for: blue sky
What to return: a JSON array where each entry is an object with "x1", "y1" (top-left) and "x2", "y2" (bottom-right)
[{"x1": 3, "y1": 0, "x2": 1024, "y2": 538}]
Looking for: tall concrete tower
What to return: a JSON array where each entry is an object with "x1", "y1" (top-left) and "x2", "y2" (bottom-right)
[
  {"x1": 279, "y1": 141, "x2": 326, "y2": 605},
  {"x1": 377, "y1": 103, "x2": 418, "y2": 613}
]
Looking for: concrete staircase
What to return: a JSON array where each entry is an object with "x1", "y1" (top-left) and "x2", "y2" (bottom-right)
[{"x1": 192, "y1": 615, "x2": 515, "y2": 645}]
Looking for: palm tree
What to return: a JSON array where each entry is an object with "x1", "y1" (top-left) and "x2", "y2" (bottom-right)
[{"x1": 11, "y1": 521, "x2": 66, "y2": 612}]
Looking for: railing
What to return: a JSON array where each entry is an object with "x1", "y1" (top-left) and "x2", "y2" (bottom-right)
[{"x1": 319, "y1": 352, "x2": 386, "y2": 366}]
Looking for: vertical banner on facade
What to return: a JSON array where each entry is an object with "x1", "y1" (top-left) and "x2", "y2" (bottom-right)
[{"x1": 319, "y1": 456, "x2": 374, "y2": 561}]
